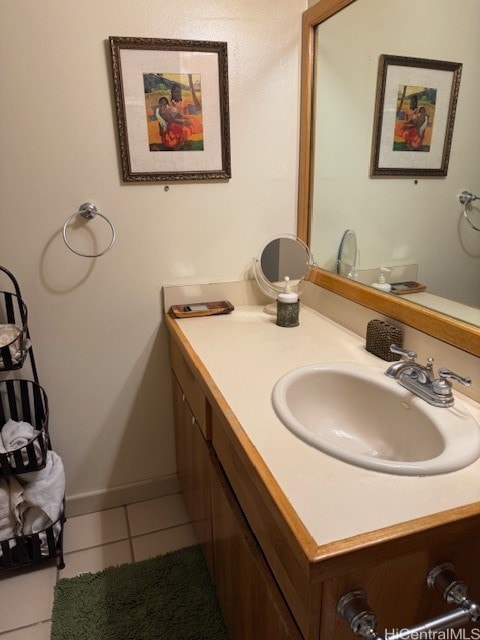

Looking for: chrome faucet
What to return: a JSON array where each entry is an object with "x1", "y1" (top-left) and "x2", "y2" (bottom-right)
[{"x1": 385, "y1": 345, "x2": 471, "y2": 408}]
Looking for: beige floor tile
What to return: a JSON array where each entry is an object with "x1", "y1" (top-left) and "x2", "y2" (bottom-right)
[
  {"x1": 0, "y1": 620, "x2": 51, "y2": 639},
  {"x1": 63, "y1": 506, "x2": 128, "y2": 553},
  {"x1": 132, "y1": 522, "x2": 198, "y2": 562},
  {"x1": 0, "y1": 566, "x2": 56, "y2": 634},
  {"x1": 60, "y1": 539, "x2": 132, "y2": 580},
  {"x1": 127, "y1": 493, "x2": 190, "y2": 537}
]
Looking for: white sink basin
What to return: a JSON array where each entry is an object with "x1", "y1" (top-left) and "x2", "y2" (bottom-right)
[{"x1": 272, "y1": 363, "x2": 480, "y2": 476}]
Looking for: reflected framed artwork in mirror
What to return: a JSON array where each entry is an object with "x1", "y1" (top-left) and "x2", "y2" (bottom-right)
[
  {"x1": 371, "y1": 55, "x2": 462, "y2": 177},
  {"x1": 109, "y1": 36, "x2": 231, "y2": 182}
]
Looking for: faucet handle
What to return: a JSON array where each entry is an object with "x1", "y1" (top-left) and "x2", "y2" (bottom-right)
[
  {"x1": 438, "y1": 368, "x2": 471, "y2": 387},
  {"x1": 433, "y1": 368, "x2": 471, "y2": 399},
  {"x1": 390, "y1": 344, "x2": 417, "y2": 361}
]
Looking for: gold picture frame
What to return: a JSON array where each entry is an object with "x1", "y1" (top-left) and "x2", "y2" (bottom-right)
[{"x1": 109, "y1": 36, "x2": 231, "y2": 182}]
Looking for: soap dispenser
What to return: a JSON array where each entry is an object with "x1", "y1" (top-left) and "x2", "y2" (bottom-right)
[
  {"x1": 276, "y1": 276, "x2": 299, "y2": 327},
  {"x1": 371, "y1": 268, "x2": 392, "y2": 292}
]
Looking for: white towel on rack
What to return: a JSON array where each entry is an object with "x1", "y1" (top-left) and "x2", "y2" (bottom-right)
[
  {"x1": 1, "y1": 419, "x2": 40, "y2": 452},
  {"x1": 0, "y1": 419, "x2": 43, "y2": 469},
  {"x1": 0, "y1": 478, "x2": 16, "y2": 543},
  {"x1": 15, "y1": 450, "x2": 65, "y2": 541},
  {"x1": 0, "y1": 476, "x2": 23, "y2": 556}
]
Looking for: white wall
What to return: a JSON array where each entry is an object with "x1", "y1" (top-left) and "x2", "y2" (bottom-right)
[
  {"x1": 0, "y1": 0, "x2": 305, "y2": 510},
  {"x1": 310, "y1": 0, "x2": 480, "y2": 306}
]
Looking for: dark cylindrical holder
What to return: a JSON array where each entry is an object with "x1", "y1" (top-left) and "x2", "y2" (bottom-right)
[{"x1": 276, "y1": 300, "x2": 299, "y2": 327}]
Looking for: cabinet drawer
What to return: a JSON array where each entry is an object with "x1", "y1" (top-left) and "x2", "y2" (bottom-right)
[
  {"x1": 169, "y1": 337, "x2": 209, "y2": 439},
  {"x1": 321, "y1": 536, "x2": 480, "y2": 639}
]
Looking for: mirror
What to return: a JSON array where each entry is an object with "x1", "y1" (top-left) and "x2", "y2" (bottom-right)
[
  {"x1": 297, "y1": 0, "x2": 480, "y2": 356},
  {"x1": 253, "y1": 235, "x2": 314, "y2": 309},
  {"x1": 336, "y1": 229, "x2": 358, "y2": 278}
]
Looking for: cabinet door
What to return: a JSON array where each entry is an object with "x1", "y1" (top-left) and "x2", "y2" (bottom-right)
[
  {"x1": 172, "y1": 373, "x2": 214, "y2": 575},
  {"x1": 210, "y1": 449, "x2": 302, "y2": 640}
]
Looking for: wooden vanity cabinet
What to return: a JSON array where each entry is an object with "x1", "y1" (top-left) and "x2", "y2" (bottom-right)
[
  {"x1": 170, "y1": 337, "x2": 301, "y2": 639},
  {"x1": 168, "y1": 323, "x2": 480, "y2": 640},
  {"x1": 210, "y1": 394, "x2": 480, "y2": 640}
]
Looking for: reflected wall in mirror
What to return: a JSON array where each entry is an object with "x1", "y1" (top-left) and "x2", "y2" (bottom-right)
[{"x1": 298, "y1": 0, "x2": 480, "y2": 356}]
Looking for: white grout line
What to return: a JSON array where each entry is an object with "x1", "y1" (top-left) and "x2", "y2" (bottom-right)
[{"x1": 0, "y1": 619, "x2": 51, "y2": 637}]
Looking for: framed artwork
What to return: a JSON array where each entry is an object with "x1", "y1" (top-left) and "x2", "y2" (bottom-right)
[
  {"x1": 371, "y1": 55, "x2": 462, "y2": 177},
  {"x1": 109, "y1": 37, "x2": 231, "y2": 182}
]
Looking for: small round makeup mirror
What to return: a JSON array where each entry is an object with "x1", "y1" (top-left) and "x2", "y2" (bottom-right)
[
  {"x1": 336, "y1": 229, "x2": 358, "y2": 278},
  {"x1": 253, "y1": 234, "x2": 315, "y2": 312}
]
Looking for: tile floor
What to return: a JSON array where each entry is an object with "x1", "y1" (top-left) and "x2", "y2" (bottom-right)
[{"x1": 0, "y1": 493, "x2": 197, "y2": 639}]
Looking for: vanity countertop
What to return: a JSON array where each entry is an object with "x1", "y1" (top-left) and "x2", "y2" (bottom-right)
[{"x1": 168, "y1": 303, "x2": 480, "y2": 547}]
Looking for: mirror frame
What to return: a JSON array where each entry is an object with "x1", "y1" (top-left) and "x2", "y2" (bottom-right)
[{"x1": 297, "y1": 0, "x2": 480, "y2": 357}]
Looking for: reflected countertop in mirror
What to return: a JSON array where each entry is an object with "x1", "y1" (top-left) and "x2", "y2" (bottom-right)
[{"x1": 402, "y1": 292, "x2": 479, "y2": 327}]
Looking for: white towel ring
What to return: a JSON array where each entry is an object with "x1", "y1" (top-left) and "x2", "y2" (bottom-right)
[
  {"x1": 459, "y1": 191, "x2": 480, "y2": 232},
  {"x1": 63, "y1": 202, "x2": 116, "y2": 257}
]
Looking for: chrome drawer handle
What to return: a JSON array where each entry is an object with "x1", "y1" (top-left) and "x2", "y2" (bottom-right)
[{"x1": 337, "y1": 563, "x2": 480, "y2": 639}]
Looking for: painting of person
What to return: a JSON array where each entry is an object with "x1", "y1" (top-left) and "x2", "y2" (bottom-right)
[
  {"x1": 400, "y1": 96, "x2": 428, "y2": 150},
  {"x1": 170, "y1": 81, "x2": 203, "y2": 138},
  {"x1": 154, "y1": 97, "x2": 186, "y2": 150},
  {"x1": 145, "y1": 73, "x2": 204, "y2": 151},
  {"x1": 393, "y1": 86, "x2": 436, "y2": 152}
]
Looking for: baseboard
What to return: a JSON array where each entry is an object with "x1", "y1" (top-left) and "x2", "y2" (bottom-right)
[{"x1": 65, "y1": 474, "x2": 181, "y2": 517}]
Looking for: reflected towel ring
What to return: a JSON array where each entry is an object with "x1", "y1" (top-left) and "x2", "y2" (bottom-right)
[
  {"x1": 459, "y1": 191, "x2": 480, "y2": 232},
  {"x1": 63, "y1": 203, "x2": 116, "y2": 257}
]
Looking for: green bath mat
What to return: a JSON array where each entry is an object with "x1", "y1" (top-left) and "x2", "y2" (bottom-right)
[{"x1": 51, "y1": 545, "x2": 228, "y2": 640}]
